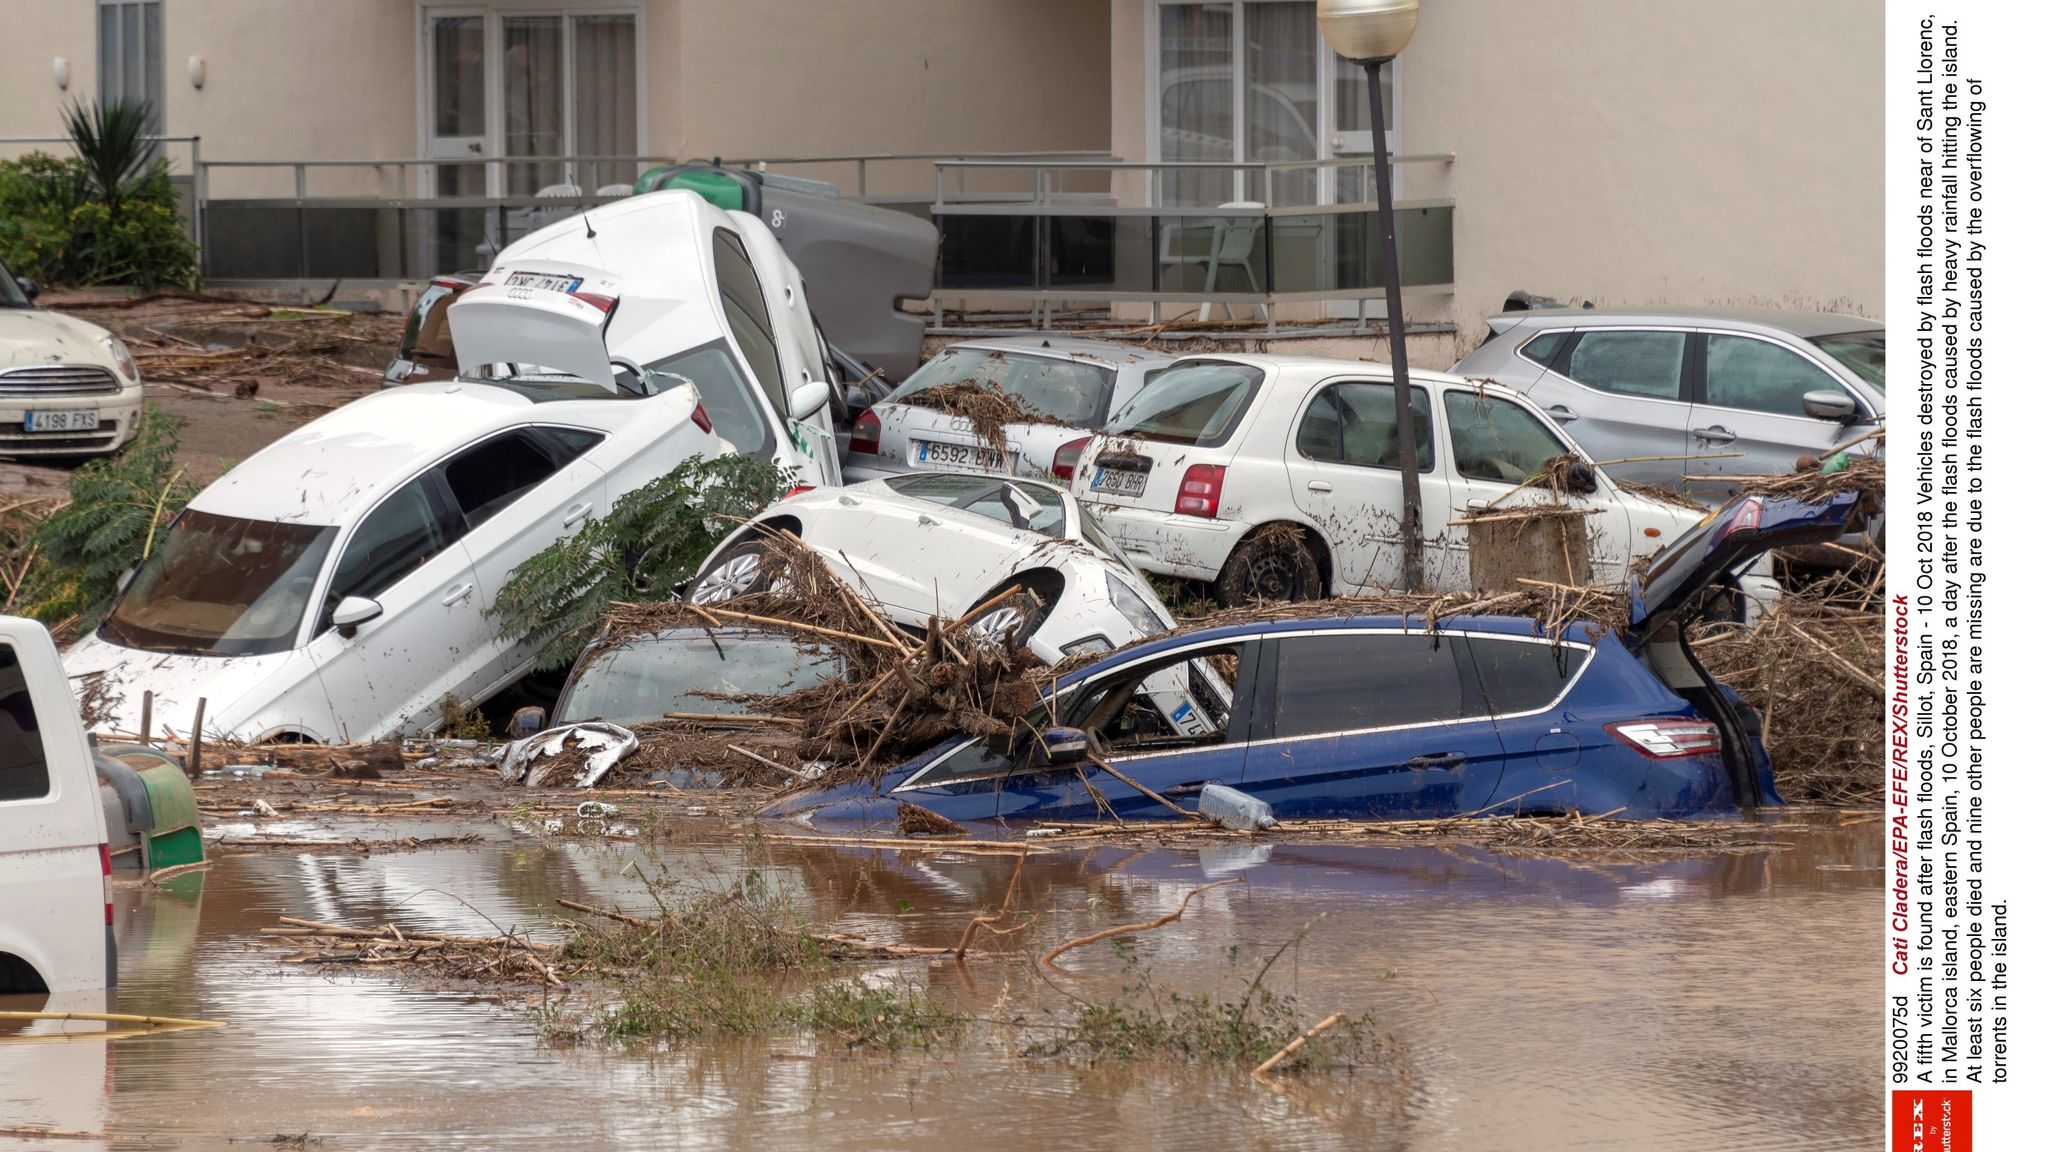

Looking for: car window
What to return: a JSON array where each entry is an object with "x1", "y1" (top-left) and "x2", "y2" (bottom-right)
[
  {"x1": 647, "y1": 341, "x2": 777, "y2": 460},
  {"x1": 556, "y1": 632, "x2": 843, "y2": 726},
  {"x1": 1444, "y1": 391, "x2": 1574, "y2": 484},
  {"x1": 0, "y1": 643, "x2": 50, "y2": 803},
  {"x1": 712, "y1": 229, "x2": 786, "y2": 416},
  {"x1": 1563, "y1": 331, "x2": 1686, "y2": 400},
  {"x1": 403, "y1": 281, "x2": 462, "y2": 363},
  {"x1": 441, "y1": 432, "x2": 560, "y2": 527},
  {"x1": 1520, "y1": 330, "x2": 1568, "y2": 367},
  {"x1": 531, "y1": 425, "x2": 605, "y2": 462},
  {"x1": 1808, "y1": 330, "x2": 1885, "y2": 394},
  {"x1": 893, "y1": 348, "x2": 1115, "y2": 426},
  {"x1": 100, "y1": 511, "x2": 337, "y2": 657},
  {"x1": 880, "y1": 474, "x2": 1067, "y2": 538},
  {"x1": 1466, "y1": 637, "x2": 1588, "y2": 715},
  {"x1": 1272, "y1": 632, "x2": 1466, "y2": 737},
  {"x1": 1702, "y1": 334, "x2": 1849, "y2": 416},
  {"x1": 326, "y1": 480, "x2": 451, "y2": 620},
  {"x1": 1069, "y1": 642, "x2": 1245, "y2": 755},
  {"x1": 1294, "y1": 381, "x2": 1435, "y2": 471},
  {"x1": 1104, "y1": 361, "x2": 1262, "y2": 445}
]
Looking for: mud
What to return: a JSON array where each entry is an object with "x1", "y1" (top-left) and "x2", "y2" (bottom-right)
[{"x1": 1, "y1": 800, "x2": 1879, "y2": 1150}]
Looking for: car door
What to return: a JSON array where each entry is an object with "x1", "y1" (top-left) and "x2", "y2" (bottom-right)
[
  {"x1": 436, "y1": 427, "x2": 609, "y2": 701},
  {"x1": 1685, "y1": 331, "x2": 1872, "y2": 500},
  {"x1": 1526, "y1": 329, "x2": 1693, "y2": 485},
  {"x1": 305, "y1": 476, "x2": 481, "y2": 741},
  {"x1": 1463, "y1": 632, "x2": 1596, "y2": 810},
  {"x1": 1284, "y1": 378, "x2": 1450, "y2": 591},
  {"x1": 1437, "y1": 386, "x2": 1637, "y2": 585},
  {"x1": 1237, "y1": 629, "x2": 1507, "y2": 820}
]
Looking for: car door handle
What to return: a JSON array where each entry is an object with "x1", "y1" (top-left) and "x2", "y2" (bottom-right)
[
  {"x1": 1693, "y1": 426, "x2": 1737, "y2": 444},
  {"x1": 1406, "y1": 752, "x2": 1466, "y2": 771},
  {"x1": 441, "y1": 583, "x2": 475, "y2": 607},
  {"x1": 1306, "y1": 480, "x2": 1334, "y2": 493},
  {"x1": 1464, "y1": 497, "x2": 1492, "y2": 511},
  {"x1": 1546, "y1": 404, "x2": 1579, "y2": 423},
  {"x1": 562, "y1": 502, "x2": 593, "y2": 528}
]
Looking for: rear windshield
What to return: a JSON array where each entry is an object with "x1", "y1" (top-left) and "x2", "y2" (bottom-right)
[
  {"x1": 1103, "y1": 362, "x2": 1262, "y2": 446},
  {"x1": 894, "y1": 347, "x2": 1116, "y2": 426},
  {"x1": 556, "y1": 632, "x2": 842, "y2": 726},
  {"x1": 0, "y1": 643, "x2": 50, "y2": 803},
  {"x1": 1809, "y1": 330, "x2": 1885, "y2": 393},
  {"x1": 402, "y1": 280, "x2": 463, "y2": 361},
  {"x1": 99, "y1": 511, "x2": 337, "y2": 657}
]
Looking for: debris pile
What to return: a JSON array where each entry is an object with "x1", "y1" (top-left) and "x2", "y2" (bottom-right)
[
  {"x1": 61, "y1": 293, "x2": 402, "y2": 399},
  {"x1": 895, "y1": 380, "x2": 1059, "y2": 459}
]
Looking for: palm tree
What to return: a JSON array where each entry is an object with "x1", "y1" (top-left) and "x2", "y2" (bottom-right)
[{"x1": 61, "y1": 98, "x2": 157, "y2": 214}]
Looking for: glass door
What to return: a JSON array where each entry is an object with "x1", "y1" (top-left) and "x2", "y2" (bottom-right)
[{"x1": 426, "y1": 13, "x2": 489, "y2": 271}]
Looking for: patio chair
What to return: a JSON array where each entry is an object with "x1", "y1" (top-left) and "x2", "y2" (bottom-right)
[{"x1": 1158, "y1": 201, "x2": 1267, "y2": 323}]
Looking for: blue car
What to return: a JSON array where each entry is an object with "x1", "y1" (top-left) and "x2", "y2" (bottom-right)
[{"x1": 764, "y1": 492, "x2": 1864, "y2": 826}]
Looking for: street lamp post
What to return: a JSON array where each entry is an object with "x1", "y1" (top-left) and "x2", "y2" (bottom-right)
[{"x1": 1318, "y1": 0, "x2": 1424, "y2": 591}]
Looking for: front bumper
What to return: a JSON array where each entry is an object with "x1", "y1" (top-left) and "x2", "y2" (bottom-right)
[
  {"x1": 1087, "y1": 503, "x2": 1245, "y2": 583},
  {"x1": 0, "y1": 387, "x2": 143, "y2": 457}
]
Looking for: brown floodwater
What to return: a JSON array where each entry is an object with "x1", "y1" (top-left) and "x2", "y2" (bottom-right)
[{"x1": 2, "y1": 812, "x2": 1880, "y2": 1150}]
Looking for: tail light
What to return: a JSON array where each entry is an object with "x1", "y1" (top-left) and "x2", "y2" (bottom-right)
[
  {"x1": 849, "y1": 409, "x2": 882, "y2": 455},
  {"x1": 99, "y1": 843, "x2": 113, "y2": 926},
  {"x1": 1052, "y1": 436, "x2": 1093, "y2": 482},
  {"x1": 569, "y1": 290, "x2": 618, "y2": 314},
  {"x1": 1176, "y1": 464, "x2": 1226, "y2": 518},
  {"x1": 1710, "y1": 496, "x2": 1765, "y2": 548},
  {"x1": 786, "y1": 484, "x2": 815, "y2": 498},
  {"x1": 1606, "y1": 719, "x2": 1721, "y2": 759},
  {"x1": 430, "y1": 276, "x2": 470, "y2": 291},
  {"x1": 690, "y1": 401, "x2": 715, "y2": 435}
]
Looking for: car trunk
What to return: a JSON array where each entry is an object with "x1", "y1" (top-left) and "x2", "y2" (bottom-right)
[{"x1": 446, "y1": 260, "x2": 624, "y2": 390}]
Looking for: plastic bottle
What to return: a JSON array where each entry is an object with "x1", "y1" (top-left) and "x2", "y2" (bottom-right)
[{"x1": 1198, "y1": 783, "x2": 1278, "y2": 831}]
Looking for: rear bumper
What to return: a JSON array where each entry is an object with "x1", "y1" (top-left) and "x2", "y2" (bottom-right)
[{"x1": 1087, "y1": 503, "x2": 1244, "y2": 582}]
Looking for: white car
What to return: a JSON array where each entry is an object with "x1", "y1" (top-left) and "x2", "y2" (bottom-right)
[
  {"x1": 0, "y1": 262, "x2": 143, "y2": 460},
  {"x1": 1068, "y1": 355, "x2": 1712, "y2": 604},
  {"x1": 687, "y1": 478, "x2": 1181, "y2": 665},
  {"x1": 843, "y1": 337, "x2": 1175, "y2": 483},
  {"x1": 452, "y1": 190, "x2": 843, "y2": 488},
  {"x1": 63, "y1": 371, "x2": 730, "y2": 743},
  {"x1": 2, "y1": 615, "x2": 115, "y2": 994}
]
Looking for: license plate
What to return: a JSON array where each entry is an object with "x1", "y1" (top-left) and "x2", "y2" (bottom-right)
[
  {"x1": 1090, "y1": 466, "x2": 1148, "y2": 497},
  {"x1": 503, "y1": 270, "x2": 584, "y2": 293},
  {"x1": 915, "y1": 439, "x2": 1006, "y2": 472},
  {"x1": 25, "y1": 409, "x2": 101, "y2": 432}
]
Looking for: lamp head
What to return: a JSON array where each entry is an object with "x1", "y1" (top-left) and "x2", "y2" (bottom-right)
[{"x1": 1317, "y1": 0, "x2": 1419, "y2": 63}]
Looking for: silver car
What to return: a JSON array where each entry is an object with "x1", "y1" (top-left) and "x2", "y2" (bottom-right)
[
  {"x1": 1449, "y1": 308, "x2": 1884, "y2": 498},
  {"x1": 842, "y1": 336, "x2": 1176, "y2": 484}
]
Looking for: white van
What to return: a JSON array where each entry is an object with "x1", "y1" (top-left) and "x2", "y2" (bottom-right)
[{"x1": 0, "y1": 616, "x2": 114, "y2": 994}]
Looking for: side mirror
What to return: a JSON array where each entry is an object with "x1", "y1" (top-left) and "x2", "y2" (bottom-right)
[
  {"x1": 333, "y1": 596, "x2": 384, "y2": 637},
  {"x1": 16, "y1": 278, "x2": 38, "y2": 301},
  {"x1": 1563, "y1": 459, "x2": 1599, "y2": 496},
  {"x1": 1801, "y1": 390, "x2": 1858, "y2": 423},
  {"x1": 1029, "y1": 726, "x2": 1092, "y2": 769},
  {"x1": 789, "y1": 379, "x2": 831, "y2": 421}
]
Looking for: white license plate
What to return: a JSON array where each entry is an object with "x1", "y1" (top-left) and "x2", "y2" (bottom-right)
[
  {"x1": 24, "y1": 409, "x2": 101, "y2": 432},
  {"x1": 1090, "y1": 465, "x2": 1148, "y2": 497},
  {"x1": 503, "y1": 270, "x2": 584, "y2": 293},
  {"x1": 915, "y1": 439, "x2": 1006, "y2": 472}
]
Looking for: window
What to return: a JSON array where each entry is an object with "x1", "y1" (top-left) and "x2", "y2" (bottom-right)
[
  {"x1": 532, "y1": 426, "x2": 605, "y2": 462},
  {"x1": 895, "y1": 349, "x2": 1117, "y2": 427},
  {"x1": 441, "y1": 432, "x2": 560, "y2": 525},
  {"x1": 1702, "y1": 334, "x2": 1851, "y2": 417},
  {"x1": 556, "y1": 632, "x2": 843, "y2": 727},
  {"x1": 1520, "y1": 331, "x2": 1568, "y2": 368},
  {"x1": 97, "y1": 1, "x2": 164, "y2": 131},
  {"x1": 1105, "y1": 361, "x2": 1262, "y2": 445},
  {"x1": 712, "y1": 231, "x2": 786, "y2": 413},
  {"x1": 1444, "y1": 391, "x2": 1573, "y2": 484},
  {"x1": 647, "y1": 342, "x2": 776, "y2": 459},
  {"x1": 1466, "y1": 638, "x2": 1587, "y2": 715},
  {"x1": 1563, "y1": 331, "x2": 1687, "y2": 400},
  {"x1": 0, "y1": 644, "x2": 50, "y2": 803},
  {"x1": 1272, "y1": 633, "x2": 1466, "y2": 738},
  {"x1": 881, "y1": 475, "x2": 1069, "y2": 539},
  {"x1": 1294, "y1": 381, "x2": 1435, "y2": 471},
  {"x1": 1809, "y1": 330, "x2": 1886, "y2": 393},
  {"x1": 326, "y1": 481, "x2": 450, "y2": 621},
  {"x1": 100, "y1": 512, "x2": 337, "y2": 657},
  {"x1": 1068, "y1": 643, "x2": 1247, "y2": 756}
]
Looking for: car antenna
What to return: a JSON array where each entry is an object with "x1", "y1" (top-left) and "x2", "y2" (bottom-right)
[{"x1": 583, "y1": 211, "x2": 598, "y2": 239}]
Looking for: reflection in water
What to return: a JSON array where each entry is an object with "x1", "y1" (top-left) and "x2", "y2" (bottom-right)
[{"x1": 0, "y1": 817, "x2": 1879, "y2": 1150}]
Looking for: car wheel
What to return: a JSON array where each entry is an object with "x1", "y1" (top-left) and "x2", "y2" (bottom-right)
[
  {"x1": 962, "y1": 584, "x2": 1050, "y2": 653},
  {"x1": 689, "y1": 540, "x2": 775, "y2": 604},
  {"x1": 1214, "y1": 525, "x2": 1326, "y2": 607}
]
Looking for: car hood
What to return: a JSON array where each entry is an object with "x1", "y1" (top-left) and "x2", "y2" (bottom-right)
[
  {"x1": 0, "y1": 309, "x2": 117, "y2": 368},
  {"x1": 1627, "y1": 491, "x2": 1863, "y2": 634},
  {"x1": 63, "y1": 633, "x2": 316, "y2": 741}
]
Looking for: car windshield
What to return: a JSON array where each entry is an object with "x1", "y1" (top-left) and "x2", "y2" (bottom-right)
[
  {"x1": 1104, "y1": 362, "x2": 1261, "y2": 445},
  {"x1": 99, "y1": 510, "x2": 337, "y2": 656},
  {"x1": 881, "y1": 474, "x2": 1068, "y2": 538},
  {"x1": 1809, "y1": 330, "x2": 1885, "y2": 393},
  {"x1": 556, "y1": 631, "x2": 842, "y2": 726},
  {"x1": 0, "y1": 263, "x2": 27, "y2": 308},
  {"x1": 893, "y1": 347, "x2": 1115, "y2": 426}
]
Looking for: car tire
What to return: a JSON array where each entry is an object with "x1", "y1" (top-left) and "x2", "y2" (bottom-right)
[
  {"x1": 688, "y1": 539, "x2": 775, "y2": 605},
  {"x1": 1214, "y1": 525, "x2": 1326, "y2": 607},
  {"x1": 961, "y1": 583, "x2": 1050, "y2": 654}
]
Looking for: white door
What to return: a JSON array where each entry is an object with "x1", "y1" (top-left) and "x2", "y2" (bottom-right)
[
  {"x1": 307, "y1": 477, "x2": 484, "y2": 740},
  {"x1": 423, "y1": 12, "x2": 490, "y2": 269},
  {"x1": 1284, "y1": 378, "x2": 1451, "y2": 591}
]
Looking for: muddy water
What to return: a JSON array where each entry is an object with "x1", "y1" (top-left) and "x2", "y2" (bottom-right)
[{"x1": 1, "y1": 814, "x2": 1879, "y2": 1150}]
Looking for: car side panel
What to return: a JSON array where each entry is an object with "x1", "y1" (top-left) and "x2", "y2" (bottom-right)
[
  {"x1": 1523, "y1": 329, "x2": 1697, "y2": 487},
  {"x1": 307, "y1": 538, "x2": 486, "y2": 741}
]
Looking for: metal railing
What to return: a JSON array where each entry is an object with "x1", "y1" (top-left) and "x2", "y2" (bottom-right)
[
  {"x1": 721, "y1": 150, "x2": 1115, "y2": 201},
  {"x1": 199, "y1": 154, "x2": 674, "y2": 200}
]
